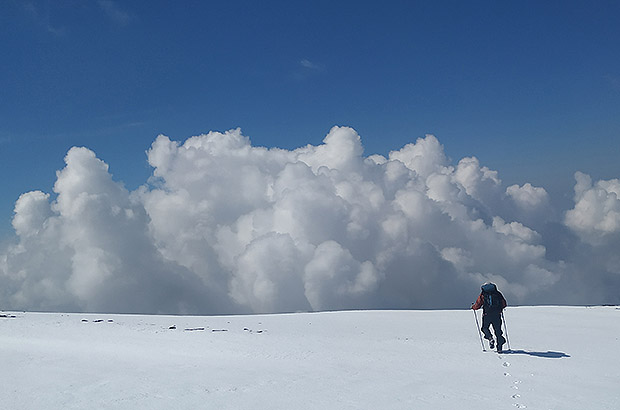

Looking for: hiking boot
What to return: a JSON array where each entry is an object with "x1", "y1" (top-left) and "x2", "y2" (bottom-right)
[{"x1": 489, "y1": 339, "x2": 495, "y2": 349}]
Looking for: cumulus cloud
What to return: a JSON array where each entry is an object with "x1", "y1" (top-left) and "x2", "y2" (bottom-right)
[
  {"x1": 565, "y1": 172, "x2": 620, "y2": 242},
  {"x1": 558, "y1": 172, "x2": 620, "y2": 303},
  {"x1": 1, "y1": 127, "x2": 619, "y2": 313},
  {"x1": 2, "y1": 147, "x2": 229, "y2": 314}
]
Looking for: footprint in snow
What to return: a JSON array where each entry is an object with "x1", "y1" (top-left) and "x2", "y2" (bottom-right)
[{"x1": 502, "y1": 361, "x2": 510, "y2": 367}]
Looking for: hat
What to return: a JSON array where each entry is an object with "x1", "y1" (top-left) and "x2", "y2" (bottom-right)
[{"x1": 481, "y1": 282, "x2": 497, "y2": 292}]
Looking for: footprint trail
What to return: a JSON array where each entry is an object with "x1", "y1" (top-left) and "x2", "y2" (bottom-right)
[{"x1": 498, "y1": 354, "x2": 527, "y2": 409}]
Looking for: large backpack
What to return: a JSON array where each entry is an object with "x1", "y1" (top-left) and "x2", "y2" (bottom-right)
[
  {"x1": 482, "y1": 291, "x2": 503, "y2": 313},
  {"x1": 481, "y1": 282, "x2": 503, "y2": 312}
]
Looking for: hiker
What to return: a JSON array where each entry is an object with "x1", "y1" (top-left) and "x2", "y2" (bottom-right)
[{"x1": 472, "y1": 282, "x2": 507, "y2": 352}]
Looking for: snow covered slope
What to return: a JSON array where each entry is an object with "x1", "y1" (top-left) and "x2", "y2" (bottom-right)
[{"x1": 1, "y1": 307, "x2": 618, "y2": 409}]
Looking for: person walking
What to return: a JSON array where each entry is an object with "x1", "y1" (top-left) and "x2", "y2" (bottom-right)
[{"x1": 472, "y1": 282, "x2": 507, "y2": 352}]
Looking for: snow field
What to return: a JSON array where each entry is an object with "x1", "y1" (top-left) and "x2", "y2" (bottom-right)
[{"x1": 1, "y1": 307, "x2": 618, "y2": 409}]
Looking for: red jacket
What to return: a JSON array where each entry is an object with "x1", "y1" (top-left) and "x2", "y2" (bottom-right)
[{"x1": 472, "y1": 292, "x2": 507, "y2": 311}]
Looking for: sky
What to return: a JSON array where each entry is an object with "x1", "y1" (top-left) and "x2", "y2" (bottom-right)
[{"x1": 1, "y1": 1, "x2": 620, "y2": 313}]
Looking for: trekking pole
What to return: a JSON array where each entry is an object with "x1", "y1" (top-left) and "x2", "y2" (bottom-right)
[
  {"x1": 473, "y1": 309, "x2": 485, "y2": 351},
  {"x1": 501, "y1": 310, "x2": 511, "y2": 351}
]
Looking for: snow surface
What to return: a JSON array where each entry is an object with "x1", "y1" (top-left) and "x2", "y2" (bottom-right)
[{"x1": 1, "y1": 306, "x2": 619, "y2": 409}]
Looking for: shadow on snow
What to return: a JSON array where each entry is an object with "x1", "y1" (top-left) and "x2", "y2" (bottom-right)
[{"x1": 503, "y1": 349, "x2": 570, "y2": 358}]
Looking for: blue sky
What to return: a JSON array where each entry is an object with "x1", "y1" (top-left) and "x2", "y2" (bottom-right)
[{"x1": 1, "y1": 0, "x2": 620, "y2": 240}]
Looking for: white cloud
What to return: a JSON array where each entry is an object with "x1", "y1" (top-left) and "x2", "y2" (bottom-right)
[
  {"x1": 12, "y1": 191, "x2": 52, "y2": 237},
  {"x1": 565, "y1": 172, "x2": 620, "y2": 242},
  {"x1": 303, "y1": 240, "x2": 381, "y2": 311},
  {"x1": 1, "y1": 127, "x2": 619, "y2": 313},
  {"x1": 389, "y1": 134, "x2": 448, "y2": 178},
  {"x1": 2, "y1": 147, "x2": 229, "y2": 314},
  {"x1": 506, "y1": 183, "x2": 549, "y2": 210}
]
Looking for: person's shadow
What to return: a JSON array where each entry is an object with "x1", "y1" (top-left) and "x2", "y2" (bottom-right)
[{"x1": 502, "y1": 349, "x2": 570, "y2": 358}]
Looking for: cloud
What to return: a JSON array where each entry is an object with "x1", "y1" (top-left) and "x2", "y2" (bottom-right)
[
  {"x1": 294, "y1": 59, "x2": 326, "y2": 81},
  {"x1": 2, "y1": 147, "x2": 231, "y2": 314},
  {"x1": 565, "y1": 172, "x2": 620, "y2": 242},
  {"x1": 300, "y1": 59, "x2": 325, "y2": 71},
  {"x1": 1, "y1": 127, "x2": 619, "y2": 313}
]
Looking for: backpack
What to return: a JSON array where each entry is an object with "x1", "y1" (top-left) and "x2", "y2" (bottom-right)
[{"x1": 483, "y1": 291, "x2": 503, "y2": 312}]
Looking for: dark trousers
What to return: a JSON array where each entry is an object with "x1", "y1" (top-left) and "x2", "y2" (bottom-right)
[{"x1": 481, "y1": 312, "x2": 505, "y2": 344}]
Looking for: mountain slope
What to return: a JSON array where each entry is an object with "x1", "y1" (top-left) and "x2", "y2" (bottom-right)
[{"x1": 1, "y1": 307, "x2": 618, "y2": 409}]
